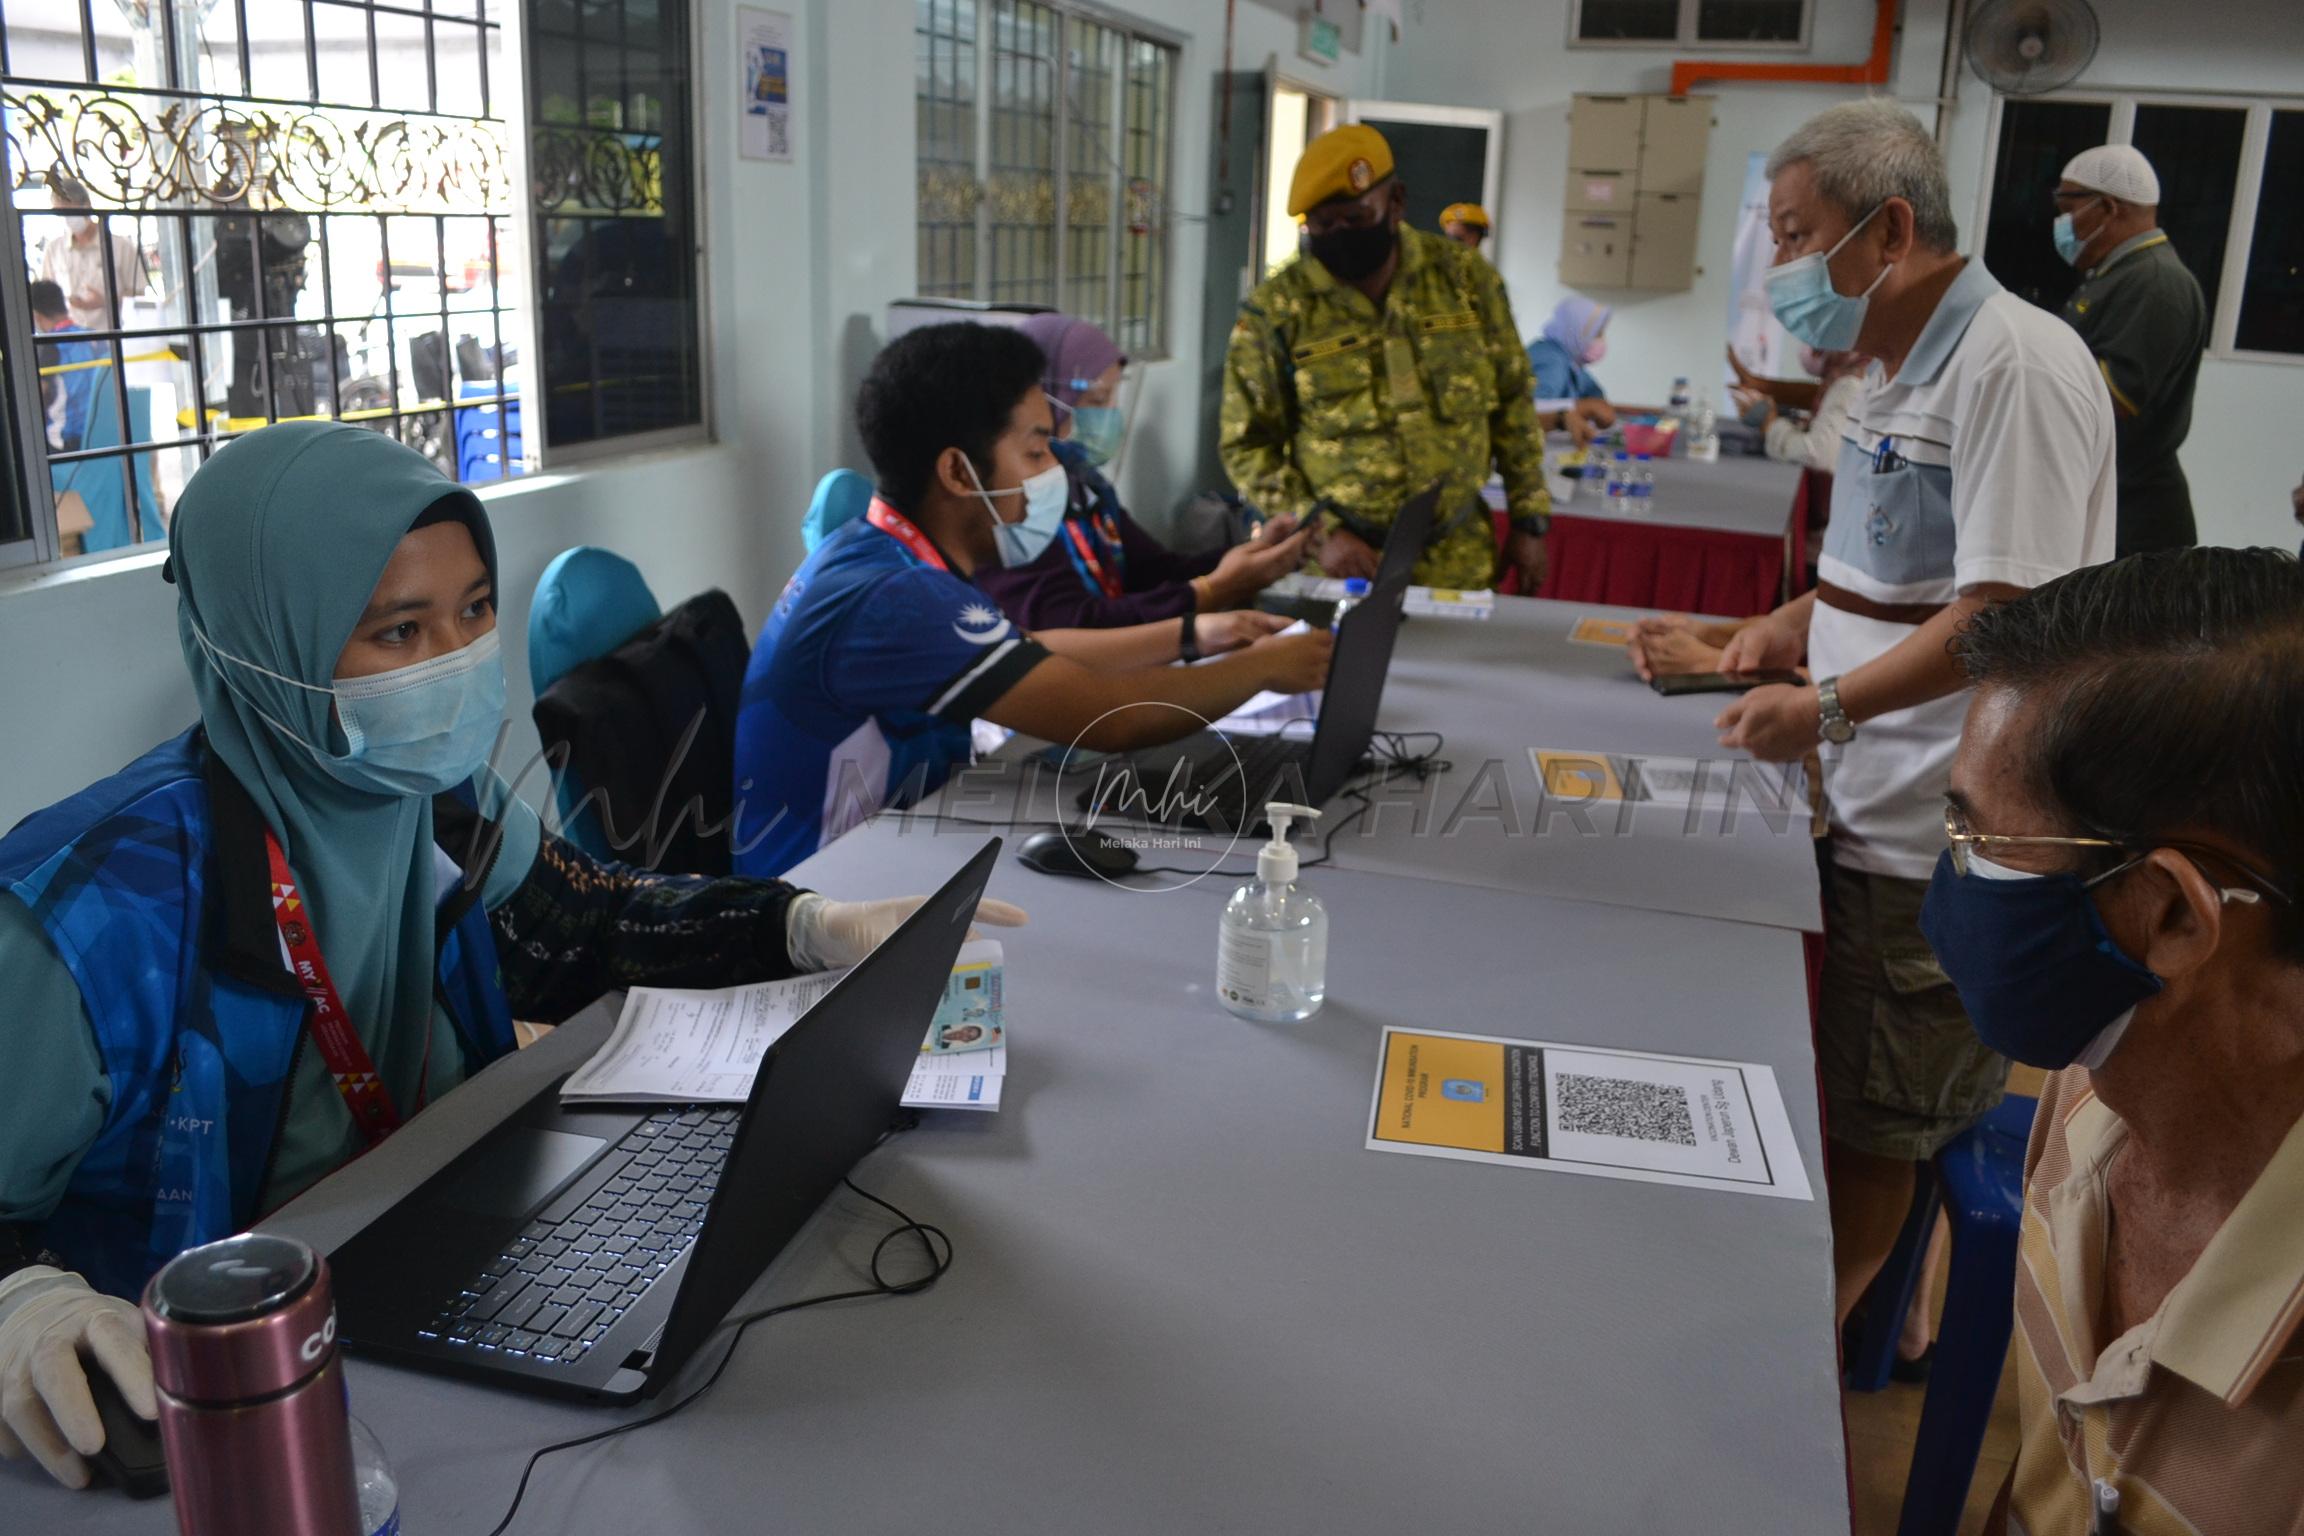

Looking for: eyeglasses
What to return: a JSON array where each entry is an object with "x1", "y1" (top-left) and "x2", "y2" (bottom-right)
[
  {"x1": 1302, "y1": 183, "x2": 1392, "y2": 237},
  {"x1": 1942, "y1": 800, "x2": 2125, "y2": 879},
  {"x1": 1942, "y1": 800, "x2": 2290, "y2": 905}
]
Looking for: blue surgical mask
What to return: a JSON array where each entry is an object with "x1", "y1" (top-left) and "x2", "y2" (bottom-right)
[
  {"x1": 188, "y1": 621, "x2": 507, "y2": 797},
  {"x1": 2052, "y1": 198, "x2": 2104, "y2": 268},
  {"x1": 962, "y1": 459, "x2": 1069, "y2": 567},
  {"x1": 1765, "y1": 203, "x2": 1892, "y2": 352},
  {"x1": 1918, "y1": 847, "x2": 2162, "y2": 1071},
  {"x1": 1069, "y1": 405, "x2": 1127, "y2": 467},
  {"x1": 328, "y1": 629, "x2": 508, "y2": 796}
]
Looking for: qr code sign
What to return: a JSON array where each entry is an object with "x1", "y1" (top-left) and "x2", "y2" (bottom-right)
[
  {"x1": 1553, "y1": 1073, "x2": 1698, "y2": 1146},
  {"x1": 768, "y1": 110, "x2": 790, "y2": 158}
]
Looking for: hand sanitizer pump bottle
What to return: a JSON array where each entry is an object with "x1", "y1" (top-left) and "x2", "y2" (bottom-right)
[{"x1": 1216, "y1": 803, "x2": 1329, "y2": 1022}]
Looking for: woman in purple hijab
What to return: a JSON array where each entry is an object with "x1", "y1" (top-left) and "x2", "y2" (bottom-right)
[{"x1": 973, "y1": 313, "x2": 1310, "y2": 630}]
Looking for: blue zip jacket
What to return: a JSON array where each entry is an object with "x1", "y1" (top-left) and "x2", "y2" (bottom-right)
[{"x1": 0, "y1": 727, "x2": 513, "y2": 1299}]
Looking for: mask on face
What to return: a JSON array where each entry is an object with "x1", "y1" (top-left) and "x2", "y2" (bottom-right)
[
  {"x1": 1766, "y1": 202, "x2": 1892, "y2": 352},
  {"x1": 962, "y1": 457, "x2": 1069, "y2": 567},
  {"x1": 1068, "y1": 405, "x2": 1127, "y2": 467},
  {"x1": 2052, "y1": 198, "x2": 2103, "y2": 268},
  {"x1": 190, "y1": 620, "x2": 507, "y2": 798},
  {"x1": 63, "y1": 214, "x2": 92, "y2": 235},
  {"x1": 329, "y1": 629, "x2": 509, "y2": 797},
  {"x1": 1918, "y1": 847, "x2": 2163, "y2": 1071},
  {"x1": 1582, "y1": 336, "x2": 1609, "y2": 365},
  {"x1": 1306, "y1": 219, "x2": 1398, "y2": 283}
]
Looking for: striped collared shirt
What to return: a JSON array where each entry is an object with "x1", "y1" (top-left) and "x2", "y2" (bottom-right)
[{"x1": 2009, "y1": 1067, "x2": 2304, "y2": 1534}]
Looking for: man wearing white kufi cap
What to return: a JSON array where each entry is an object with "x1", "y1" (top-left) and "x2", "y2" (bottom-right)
[{"x1": 2052, "y1": 143, "x2": 2208, "y2": 554}]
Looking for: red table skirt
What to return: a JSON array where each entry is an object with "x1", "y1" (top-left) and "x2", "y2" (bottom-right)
[{"x1": 1536, "y1": 514, "x2": 1786, "y2": 619}]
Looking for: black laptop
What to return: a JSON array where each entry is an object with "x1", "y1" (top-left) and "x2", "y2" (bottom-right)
[
  {"x1": 331, "y1": 839, "x2": 1002, "y2": 1403},
  {"x1": 1077, "y1": 572, "x2": 1418, "y2": 840}
]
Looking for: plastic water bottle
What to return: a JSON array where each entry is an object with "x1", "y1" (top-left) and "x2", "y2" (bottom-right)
[
  {"x1": 1329, "y1": 575, "x2": 1369, "y2": 632},
  {"x1": 1690, "y1": 393, "x2": 1719, "y2": 462},
  {"x1": 1631, "y1": 454, "x2": 1656, "y2": 505},
  {"x1": 1663, "y1": 375, "x2": 1692, "y2": 441},
  {"x1": 1607, "y1": 451, "x2": 1631, "y2": 500},
  {"x1": 350, "y1": 1416, "x2": 401, "y2": 1536}
]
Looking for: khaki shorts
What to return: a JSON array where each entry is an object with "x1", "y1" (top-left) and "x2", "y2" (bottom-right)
[{"x1": 1816, "y1": 858, "x2": 2008, "y2": 1161}]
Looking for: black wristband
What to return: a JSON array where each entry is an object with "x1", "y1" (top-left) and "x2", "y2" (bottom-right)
[{"x1": 1178, "y1": 611, "x2": 1200, "y2": 662}]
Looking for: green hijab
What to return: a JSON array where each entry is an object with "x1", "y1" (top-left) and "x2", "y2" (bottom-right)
[{"x1": 169, "y1": 422, "x2": 526, "y2": 1122}]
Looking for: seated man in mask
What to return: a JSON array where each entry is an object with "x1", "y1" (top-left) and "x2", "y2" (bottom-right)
[{"x1": 1923, "y1": 547, "x2": 2304, "y2": 1530}]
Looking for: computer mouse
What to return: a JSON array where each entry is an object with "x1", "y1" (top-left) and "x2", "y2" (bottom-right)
[
  {"x1": 1016, "y1": 828, "x2": 1140, "y2": 881},
  {"x1": 85, "y1": 1369, "x2": 169, "y2": 1499}
]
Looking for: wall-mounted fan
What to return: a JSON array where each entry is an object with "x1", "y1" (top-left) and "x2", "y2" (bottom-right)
[{"x1": 1964, "y1": 0, "x2": 2101, "y2": 96}]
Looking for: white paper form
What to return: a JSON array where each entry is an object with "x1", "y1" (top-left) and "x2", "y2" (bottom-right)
[
  {"x1": 563, "y1": 942, "x2": 1008, "y2": 1112},
  {"x1": 1364, "y1": 1027, "x2": 1814, "y2": 1201}
]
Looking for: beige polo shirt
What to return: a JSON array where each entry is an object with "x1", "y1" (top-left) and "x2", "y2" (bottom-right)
[
  {"x1": 40, "y1": 229, "x2": 148, "y2": 331},
  {"x1": 2009, "y1": 1066, "x2": 2304, "y2": 1534}
]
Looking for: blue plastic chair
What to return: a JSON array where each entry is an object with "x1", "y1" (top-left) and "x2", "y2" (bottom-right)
[
  {"x1": 802, "y1": 468, "x2": 872, "y2": 552},
  {"x1": 527, "y1": 547, "x2": 663, "y2": 859},
  {"x1": 1845, "y1": 1093, "x2": 2037, "y2": 1536}
]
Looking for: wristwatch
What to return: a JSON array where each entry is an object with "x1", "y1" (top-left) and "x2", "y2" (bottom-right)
[
  {"x1": 1178, "y1": 611, "x2": 1200, "y2": 663},
  {"x1": 1816, "y1": 676, "x2": 1857, "y2": 744},
  {"x1": 1509, "y1": 513, "x2": 1548, "y2": 539}
]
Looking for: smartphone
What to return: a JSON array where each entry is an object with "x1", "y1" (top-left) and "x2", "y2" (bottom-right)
[{"x1": 1649, "y1": 669, "x2": 1805, "y2": 697}]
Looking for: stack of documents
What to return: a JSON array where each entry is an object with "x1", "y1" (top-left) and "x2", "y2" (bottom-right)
[
  {"x1": 562, "y1": 941, "x2": 1009, "y2": 1113},
  {"x1": 1266, "y1": 572, "x2": 1495, "y2": 621}
]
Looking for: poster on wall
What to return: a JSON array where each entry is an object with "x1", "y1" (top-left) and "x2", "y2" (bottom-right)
[
  {"x1": 1724, "y1": 151, "x2": 1801, "y2": 390},
  {"x1": 739, "y1": 8, "x2": 793, "y2": 163}
]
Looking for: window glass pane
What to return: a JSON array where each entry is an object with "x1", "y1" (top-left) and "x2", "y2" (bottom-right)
[
  {"x1": 2129, "y1": 104, "x2": 2245, "y2": 317},
  {"x1": 245, "y1": 0, "x2": 316, "y2": 103},
  {"x1": 985, "y1": 0, "x2": 1056, "y2": 309},
  {"x1": 530, "y1": 0, "x2": 705, "y2": 448},
  {"x1": 1695, "y1": 0, "x2": 1803, "y2": 42},
  {"x1": 311, "y1": 1, "x2": 374, "y2": 109},
  {"x1": 1117, "y1": 36, "x2": 1169, "y2": 355},
  {"x1": 1063, "y1": 18, "x2": 1117, "y2": 329},
  {"x1": 375, "y1": 7, "x2": 434, "y2": 114},
  {"x1": 915, "y1": 0, "x2": 979, "y2": 300},
  {"x1": 1575, "y1": 0, "x2": 1680, "y2": 42},
  {"x1": 1981, "y1": 98, "x2": 2113, "y2": 313},
  {"x1": 2235, "y1": 109, "x2": 2304, "y2": 356}
]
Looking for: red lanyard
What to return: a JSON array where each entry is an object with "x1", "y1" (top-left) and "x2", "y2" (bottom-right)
[
  {"x1": 866, "y1": 499, "x2": 950, "y2": 573},
  {"x1": 1063, "y1": 516, "x2": 1124, "y2": 599},
  {"x1": 266, "y1": 831, "x2": 422, "y2": 1150}
]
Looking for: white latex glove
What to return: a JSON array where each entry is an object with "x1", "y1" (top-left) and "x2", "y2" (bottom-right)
[
  {"x1": 785, "y1": 892, "x2": 1029, "y2": 971},
  {"x1": 0, "y1": 1265, "x2": 157, "y2": 1489}
]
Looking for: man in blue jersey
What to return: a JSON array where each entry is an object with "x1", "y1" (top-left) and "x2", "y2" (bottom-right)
[{"x1": 733, "y1": 323, "x2": 1334, "y2": 877}]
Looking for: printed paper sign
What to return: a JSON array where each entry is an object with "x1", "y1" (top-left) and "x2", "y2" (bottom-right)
[{"x1": 1366, "y1": 1027, "x2": 1812, "y2": 1200}]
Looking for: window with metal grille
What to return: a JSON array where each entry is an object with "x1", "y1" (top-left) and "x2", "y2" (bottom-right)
[
  {"x1": 0, "y1": 0, "x2": 528, "y2": 569},
  {"x1": 912, "y1": 0, "x2": 1175, "y2": 357}
]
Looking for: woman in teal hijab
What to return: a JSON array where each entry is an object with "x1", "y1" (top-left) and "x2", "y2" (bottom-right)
[{"x1": 0, "y1": 423, "x2": 1019, "y2": 1490}]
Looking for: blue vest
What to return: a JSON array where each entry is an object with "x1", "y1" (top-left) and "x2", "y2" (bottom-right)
[{"x1": 0, "y1": 728, "x2": 515, "y2": 1299}]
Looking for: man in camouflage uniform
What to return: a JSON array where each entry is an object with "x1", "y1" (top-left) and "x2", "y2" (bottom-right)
[{"x1": 1221, "y1": 124, "x2": 1549, "y2": 591}]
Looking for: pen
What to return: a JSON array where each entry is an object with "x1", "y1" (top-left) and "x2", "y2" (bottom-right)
[
  {"x1": 1872, "y1": 435, "x2": 1898, "y2": 473},
  {"x1": 2090, "y1": 1478, "x2": 2122, "y2": 1536}
]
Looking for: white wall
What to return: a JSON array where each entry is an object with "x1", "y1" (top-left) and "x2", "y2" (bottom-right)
[
  {"x1": 0, "y1": 0, "x2": 1387, "y2": 830},
  {"x1": 1381, "y1": 0, "x2": 2302, "y2": 552}
]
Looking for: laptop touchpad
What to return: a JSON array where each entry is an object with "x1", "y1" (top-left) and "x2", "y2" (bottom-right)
[{"x1": 437, "y1": 1128, "x2": 606, "y2": 1217}]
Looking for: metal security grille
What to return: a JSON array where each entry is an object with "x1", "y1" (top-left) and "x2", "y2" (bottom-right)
[
  {"x1": 1, "y1": 0, "x2": 523, "y2": 567},
  {"x1": 912, "y1": 0, "x2": 1174, "y2": 356}
]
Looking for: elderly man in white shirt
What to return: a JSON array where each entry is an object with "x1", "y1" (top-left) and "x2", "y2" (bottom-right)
[
  {"x1": 38, "y1": 175, "x2": 147, "y2": 334},
  {"x1": 1713, "y1": 100, "x2": 2116, "y2": 1328}
]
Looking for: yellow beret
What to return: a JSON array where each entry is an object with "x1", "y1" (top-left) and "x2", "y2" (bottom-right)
[
  {"x1": 1287, "y1": 124, "x2": 1395, "y2": 218},
  {"x1": 1440, "y1": 202, "x2": 1490, "y2": 230}
]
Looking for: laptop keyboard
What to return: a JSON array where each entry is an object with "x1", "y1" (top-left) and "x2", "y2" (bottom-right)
[{"x1": 416, "y1": 1107, "x2": 738, "y2": 1365}]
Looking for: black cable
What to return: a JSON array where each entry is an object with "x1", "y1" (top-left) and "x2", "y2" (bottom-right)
[
  {"x1": 1127, "y1": 737, "x2": 1449, "y2": 879},
  {"x1": 477, "y1": 1177, "x2": 952, "y2": 1536}
]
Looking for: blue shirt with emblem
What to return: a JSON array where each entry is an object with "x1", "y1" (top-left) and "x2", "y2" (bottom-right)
[{"x1": 732, "y1": 515, "x2": 1050, "y2": 878}]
